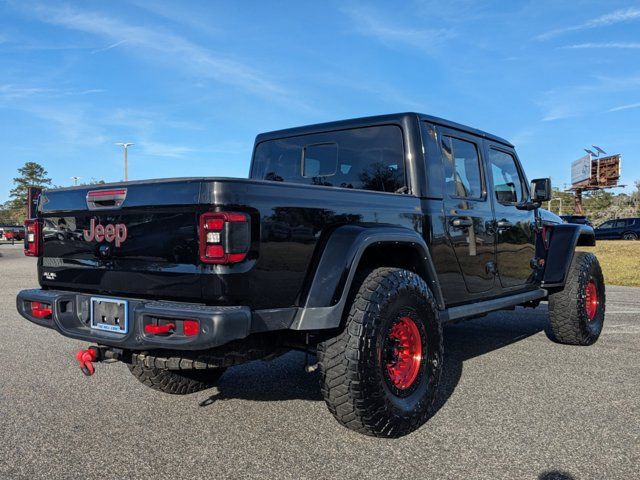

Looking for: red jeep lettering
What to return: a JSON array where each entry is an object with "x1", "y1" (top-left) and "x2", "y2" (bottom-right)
[{"x1": 83, "y1": 219, "x2": 128, "y2": 247}]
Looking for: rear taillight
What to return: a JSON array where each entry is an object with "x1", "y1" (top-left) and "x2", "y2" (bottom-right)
[
  {"x1": 199, "y1": 212, "x2": 250, "y2": 264},
  {"x1": 24, "y1": 219, "x2": 41, "y2": 257},
  {"x1": 30, "y1": 301, "x2": 52, "y2": 319}
]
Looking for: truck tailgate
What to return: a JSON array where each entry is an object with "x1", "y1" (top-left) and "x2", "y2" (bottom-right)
[{"x1": 39, "y1": 179, "x2": 205, "y2": 302}]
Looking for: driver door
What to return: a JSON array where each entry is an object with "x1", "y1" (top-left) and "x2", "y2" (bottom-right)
[{"x1": 483, "y1": 142, "x2": 536, "y2": 289}]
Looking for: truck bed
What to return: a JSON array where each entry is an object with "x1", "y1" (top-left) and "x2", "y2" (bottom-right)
[{"x1": 38, "y1": 177, "x2": 423, "y2": 308}]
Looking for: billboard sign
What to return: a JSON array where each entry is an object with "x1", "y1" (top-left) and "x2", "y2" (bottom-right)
[
  {"x1": 571, "y1": 155, "x2": 591, "y2": 185},
  {"x1": 593, "y1": 154, "x2": 621, "y2": 187}
]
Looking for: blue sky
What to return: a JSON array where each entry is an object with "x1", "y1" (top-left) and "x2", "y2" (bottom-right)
[{"x1": 1, "y1": 0, "x2": 639, "y2": 201}]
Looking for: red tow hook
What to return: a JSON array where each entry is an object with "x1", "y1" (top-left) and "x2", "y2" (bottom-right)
[
  {"x1": 75, "y1": 346, "x2": 100, "y2": 376},
  {"x1": 144, "y1": 322, "x2": 175, "y2": 335}
]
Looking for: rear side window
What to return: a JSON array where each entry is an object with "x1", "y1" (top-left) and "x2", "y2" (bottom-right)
[
  {"x1": 615, "y1": 219, "x2": 634, "y2": 227},
  {"x1": 252, "y1": 125, "x2": 406, "y2": 193},
  {"x1": 441, "y1": 136, "x2": 483, "y2": 199}
]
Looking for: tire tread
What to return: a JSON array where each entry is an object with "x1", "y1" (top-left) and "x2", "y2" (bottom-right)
[
  {"x1": 548, "y1": 251, "x2": 605, "y2": 345},
  {"x1": 317, "y1": 267, "x2": 443, "y2": 437}
]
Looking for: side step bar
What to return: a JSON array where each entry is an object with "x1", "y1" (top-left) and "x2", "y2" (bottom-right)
[{"x1": 443, "y1": 288, "x2": 548, "y2": 323}]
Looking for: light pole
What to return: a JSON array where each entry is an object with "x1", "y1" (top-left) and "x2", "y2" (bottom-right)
[
  {"x1": 70, "y1": 176, "x2": 81, "y2": 186},
  {"x1": 115, "y1": 142, "x2": 134, "y2": 181}
]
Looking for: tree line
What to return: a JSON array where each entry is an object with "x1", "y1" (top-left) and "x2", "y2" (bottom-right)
[
  {"x1": 545, "y1": 181, "x2": 640, "y2": 225},
  {"x1": 0, "y1": 162, "x2": 104, "y2": 225}
]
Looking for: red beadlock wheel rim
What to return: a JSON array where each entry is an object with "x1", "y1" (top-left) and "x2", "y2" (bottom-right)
[
  {"x1": 585, "y1": 279, "x2": 598, "y2": 321},
  {"x1": 385, "y1": 316, "x2": 423, "y2": 390}
]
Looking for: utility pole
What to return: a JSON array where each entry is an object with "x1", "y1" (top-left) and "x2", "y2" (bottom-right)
[{"x1": 115, "y1": 142, "x2": 134, "y2": 181}]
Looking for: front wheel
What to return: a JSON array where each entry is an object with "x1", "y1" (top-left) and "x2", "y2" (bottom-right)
[
  {"x1": 548, "y1": 252, "x2": 605, "y2": 345},
  {"x1": 317, "y1": 267, "x2": 443, "y2": 438}
]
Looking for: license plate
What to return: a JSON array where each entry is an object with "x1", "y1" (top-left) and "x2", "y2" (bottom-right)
[{"x1": 90, "y1": 297, "x2": 128, "y2": 334}]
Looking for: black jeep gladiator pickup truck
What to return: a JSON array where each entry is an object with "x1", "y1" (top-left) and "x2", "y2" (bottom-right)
[{"x1": 17, "y1": 113, "x2": 605, "y2": 438}]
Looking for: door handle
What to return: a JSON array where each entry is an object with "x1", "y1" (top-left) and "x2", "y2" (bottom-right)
[
  {"x1": 450, "y1": 217, "x2": 473, "y2": 228},
  {"x1": 496, "y1": 220, "x2": 513, "y2": 229}
]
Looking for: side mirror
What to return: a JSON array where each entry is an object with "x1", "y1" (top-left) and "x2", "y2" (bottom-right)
[{"x1": 530, "y1": 178, "x2": 552, "y2": 203}]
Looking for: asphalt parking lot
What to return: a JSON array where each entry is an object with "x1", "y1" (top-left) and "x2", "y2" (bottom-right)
[{"x1": 0, "y1": 242, "x2": 638, "y2": 480}]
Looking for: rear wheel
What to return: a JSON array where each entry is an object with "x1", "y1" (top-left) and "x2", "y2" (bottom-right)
[
  {"x1": 548, "y1": 252, "x2": 605, "y2": 345},
  {"x1": 317, "y1": 267, "x2": 443, "y2": 438},
  {"x1": 128, "y1": 363, "x2": 226, "y2": 395},
  {"x1": 622, "y1": 232, "x2": 638, "y2": 240}
]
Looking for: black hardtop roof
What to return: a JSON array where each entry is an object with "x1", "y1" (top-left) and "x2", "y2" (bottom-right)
[{"x1": 255, "y1": 112, "x2": 513, "y2": 147}]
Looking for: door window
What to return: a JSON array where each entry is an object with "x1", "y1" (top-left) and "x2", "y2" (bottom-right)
[
  {"x1": 599, "y1": 220, "x2": 614, "y2": 229},
  {"x1": 441, "y1": 136, "x2": 483, "y2": 199},
  {"x1": 488, "y1": 149, "x2": 525, "y2": 204}
]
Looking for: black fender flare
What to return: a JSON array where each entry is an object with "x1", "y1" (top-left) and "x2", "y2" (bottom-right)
[
  {"x1": 542, "y1": 223, "x2": 596, "y2": 287},
  {"x1": 292, "y1": 224, "x2": 444, "y2": 331}
]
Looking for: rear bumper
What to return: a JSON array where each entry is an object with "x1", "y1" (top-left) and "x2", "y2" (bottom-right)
[{"x1": 16, "y1": 289, "x2": 295, "y2": 351}]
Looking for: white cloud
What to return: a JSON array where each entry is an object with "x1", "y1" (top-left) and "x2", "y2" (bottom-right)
[
  {"x1": 128, "y1": 0, "x2": 220, "y2": 36},
  {"x1": 24, "y1": 103, "x2": 108, "y2": 146},
  {"x1": 0, "y1": 84, "x2": 49, "y2": 100},
  {"x1": 341, "y1": 4, "x2": 453, "y2": 53},
  {"x1": 76, "y1": 89, "x2": 106, "y2": 95},
  {"x1": 24, "y1": 3, "x2": 306, "y2": 108},
  {"x1": 0, "y1": 84, "x2": 105, "y2": 102},
  {"x1": 562, "y1": 42, "x2": 640, "y2": 49},
  {"x1": 537, "y1": 7, "x2": 640, "y2": 40},
  {"x1": 608, "y1": 101, "x2": 640, "y2": 112},
  {"x1": 506, "y1": 128, "x2": 536, "y2": 146},
  {"x1": 137, "y1": 139, "x2": 250, "y2": 159},
  {"x1": 138, "y1": 141, "x2": 195, "y2": 158},
  {"x1": 91, "y1": 39, "x2": 127, "y2": 54},
  {"x1": 316, "y1": 72, "x2": 425, "y2": 110},
  {"x1": 538, "y1": 75, "x2": 640, "y2": 121}
]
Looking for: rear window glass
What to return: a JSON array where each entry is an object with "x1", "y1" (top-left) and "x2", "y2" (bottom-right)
[
  {"x1": 303, "y1": 143, "x2": 337, "y2": 178},
  {"x1": 251, "y1": 125, "x2": 406, "y2": 193}
]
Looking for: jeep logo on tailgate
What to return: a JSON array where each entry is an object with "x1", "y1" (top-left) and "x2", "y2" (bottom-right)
[{"x1": 83, "y1": 218, "x2": 128, "y2": 247}]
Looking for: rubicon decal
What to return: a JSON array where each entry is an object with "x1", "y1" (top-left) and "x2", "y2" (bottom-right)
[{"x1": 83, "y1": 218, "x2": 128, "y2": 247}]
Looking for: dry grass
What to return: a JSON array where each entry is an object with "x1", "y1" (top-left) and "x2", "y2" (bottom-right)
[{"x1": 579, "y1": 240, "x2": 640, "y2": 287}]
